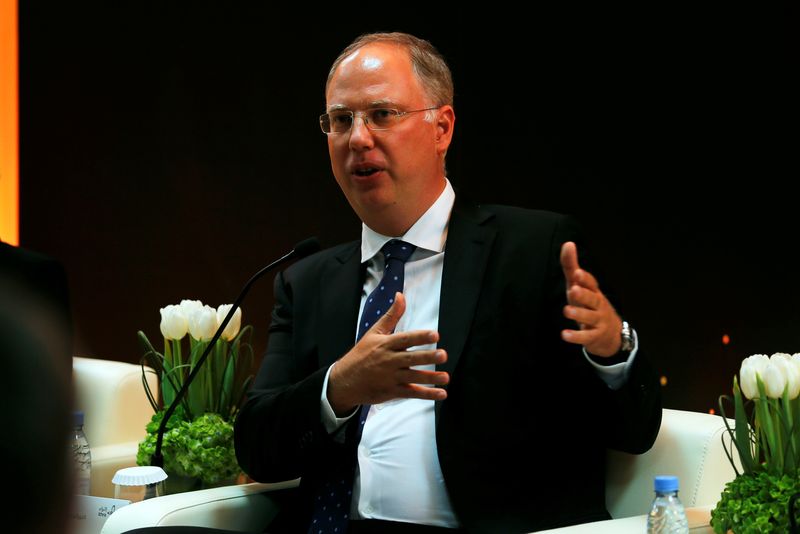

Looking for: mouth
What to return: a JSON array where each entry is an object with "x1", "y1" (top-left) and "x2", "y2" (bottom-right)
[
  {"x1": 350, "y1": 162, "x2": 386, "y2": 180},
  {"x1": 353, "y1": 167, "x2": 382, "y2": 178}
]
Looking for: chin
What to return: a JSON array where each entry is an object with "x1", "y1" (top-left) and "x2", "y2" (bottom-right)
[{"x1": 355, "y1": 189, "x2": 397, "y2": 211}]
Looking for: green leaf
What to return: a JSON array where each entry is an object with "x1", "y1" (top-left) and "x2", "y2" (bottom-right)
[
  {"x1": 793, "y1": 396, "x2": 800, "y2": 472},
  {"x1": 164, "y1": 336, "x2": 172, "y2": 368},
  {"x1": 141, "y1": 368, "x2": 159, "y2": 413},
  {"x1": 220, "y1": 349, "x2": 236, "y2": 419},
  {"x1": 171, "y1": 338, "x2": 183, "y2": 378},
  {"x1": 213, "y1": 339, "x2": 226, "y2": 413},
  {"x1": 780, "y1": 387, "x2": 796, "y2": 472},
  {"x1": 137, "y1": 410, "x2": 240, "y2": 485},
  {"x1": 232, "y1": 329, "x2": 254, "y2": 415},
  {"x1": 731, "y1": 377, "x2": 756, "y2": 474},
  {"x1": 711, "y1": 471, "x2": 800, "y2": 533},
  {"x1": 756, "y1": 377, "x2": 779, "y2": 472},
  {"x1": 161, "y1": 358, "x2": 177, "y2": 408},
  {"x1": 138, "y1": 331, "x2": 166, "y2": 412},
  {"x1": 188, "y1": 340, "x2": 207, "y2": 418},
  {"x1": 230, "y1": 375, "x2": 252, "y2": 420},
  {"x1": 137, "y1": 330, "x2": 160, "y2": 357},
  {"x1": 770, "y1": 397, "x2": 785, "y2": 474}
]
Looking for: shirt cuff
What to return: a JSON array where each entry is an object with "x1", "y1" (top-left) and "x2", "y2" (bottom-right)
[
  {"x1": 583, "y1": 329, "x2": 639, "y2": 391},
  {"x1": 321, "y1": 363, "x2": 359, "y2": 437}
]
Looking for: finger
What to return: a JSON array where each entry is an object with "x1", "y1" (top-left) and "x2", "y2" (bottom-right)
[
  {"x1": 561, "y1": 328, "x2": 599, "y2": 346},
  {"x1": 566, "y1": 285, "x2": 602, "y2": 310},
  {"x1": 371, "y1": 292, "x2": 406, "y2": 335},
  {"x1": 397, "y1": 369, "x2": 450, "y2": 386},
  {"x1": 560, "y1": 241, "x2": 580, "y2": 285},
  {"x1": 385, "y1": 330, "x2": 441, "y2": 351},
  {"x1": 563, "y1": 305, "x2": 600, "y2": 327},
  {"x1": 396, "y1": 383, "x2": 448, "y2": 401},
  {"x1": 573, "y1": 268, "x2": 599, "y2": 291},
  {"x1": 400, "y1": 348, "x2": 448, "y2": 367},
  {"x1": 386, "y1": 348, "x2": 446, "y2": 367}
]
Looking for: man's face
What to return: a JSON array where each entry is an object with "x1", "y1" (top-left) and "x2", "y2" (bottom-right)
[{"x1": 325, "y1": 43, "x2": 453, "y2": 233}]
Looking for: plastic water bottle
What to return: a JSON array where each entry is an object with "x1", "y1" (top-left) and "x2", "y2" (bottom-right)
[
  {"x1": 647, "y1": 475, "x2": 688, "y2": 533},
  {"x1": 71, "y1": 410, "x2": 92, "y2": 495}
]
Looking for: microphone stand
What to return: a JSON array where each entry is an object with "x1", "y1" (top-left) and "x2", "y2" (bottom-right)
[{"x1": 151, "y1": 237, "x2": 320, "y2": 468}]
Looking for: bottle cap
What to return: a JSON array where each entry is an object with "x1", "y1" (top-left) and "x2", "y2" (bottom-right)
[
  {"x1": 654, "y1": 475, "x2": 679, "y2": 492},
  {"x1": 112, "y1": 466, "x2": 168, "y2": 486},
  {"x1": 72, "y1": 410, "x2": 84, "y2": 427}
]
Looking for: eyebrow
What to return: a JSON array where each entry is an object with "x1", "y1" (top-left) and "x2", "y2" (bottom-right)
[
  {"x1": 366, "y1": 99, "x2": 397, "y2": 108},
  {"x1": 326, "y1": 100, "x2": 399, "y2": 112}
]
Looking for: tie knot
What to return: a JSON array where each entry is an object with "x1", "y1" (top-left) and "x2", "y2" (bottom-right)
[{"x1": 381, "y1": 239, "x2": 416, "y2": 263}]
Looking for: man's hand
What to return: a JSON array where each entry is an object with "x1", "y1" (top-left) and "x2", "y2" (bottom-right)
[
  {"x1": 327, "y1": 292, "x2": 449, "y2": 416},
  {"x1": 560, "y1": 241, "x2": 623, "y2": 358}
]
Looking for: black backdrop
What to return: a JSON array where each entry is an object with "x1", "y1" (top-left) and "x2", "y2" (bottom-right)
[{"x1": 19, "y1": 4, "x2": 797, "y2": 412}]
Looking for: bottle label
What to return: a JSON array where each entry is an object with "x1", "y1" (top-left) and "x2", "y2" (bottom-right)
[{"x1": 72, "y1": 436, "x2": 92, "y2": 495}]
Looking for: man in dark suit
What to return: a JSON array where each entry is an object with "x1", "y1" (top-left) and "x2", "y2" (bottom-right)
[
  {"x1": 0, "y1": 241, "x2": 73, "y2": 533},
  {"x1": 235, "y1": 32, "x2": 661, "y2": 533}
]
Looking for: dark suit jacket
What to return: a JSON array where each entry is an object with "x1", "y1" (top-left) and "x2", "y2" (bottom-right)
[
  {"x1": 235, "y1": 202, "x2": 662, "y2": 533},
  {"x1": 0, "y1": 241, "x2": 73, "y2": 366}
]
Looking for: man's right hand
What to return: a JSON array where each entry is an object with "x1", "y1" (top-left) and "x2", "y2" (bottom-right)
[{"x1": 327, "y1": 292, "x2": 449, "y2": 416}]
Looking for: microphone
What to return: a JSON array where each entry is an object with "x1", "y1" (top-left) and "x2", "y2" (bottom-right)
[{"x1": 150, "y1": 237, "x2": 321, "y2": 468}]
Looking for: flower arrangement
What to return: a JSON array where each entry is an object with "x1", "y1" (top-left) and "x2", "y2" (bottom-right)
[
  {"x1": 712, "y1": 352, "x2": 800, "y2": 533},
  {"x1": 135, "y1": 299, "x2": 254, "y2": 486}
]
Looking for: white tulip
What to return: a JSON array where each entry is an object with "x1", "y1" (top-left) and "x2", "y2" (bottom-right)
[
  {"x1": 740, "y1": 354, "x2": 769, "y2": 399},
  {"x1": 771, "y1": 353, "x2": 800, "y2": 399},
  {"x1": 159, "y1": 305, "x2": 188, "y2": 340},
  {"x1": 216, "y1": 304, "x2": 242, "y2": 341},
  {"x1": 762, "y1": 359, "x2": 789, "y2": 399},
  {"x1": 792, "y1": 354, "x2": 800, "y2": 374},
  {"x1": 188, "y1": 305, "x2": 218, "y2": 341},
  {"x1": 179, "y1": 299, "x2": 204, "y2": 318}
]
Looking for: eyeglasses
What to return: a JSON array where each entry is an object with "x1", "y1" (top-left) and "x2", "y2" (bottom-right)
[{"x1": 319, "y1": 107, "x2": 440, "y2": 135}]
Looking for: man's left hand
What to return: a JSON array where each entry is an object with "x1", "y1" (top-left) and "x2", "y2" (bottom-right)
[{"x1": 559, "y1": 241, "x2": 623, "y2": 358}]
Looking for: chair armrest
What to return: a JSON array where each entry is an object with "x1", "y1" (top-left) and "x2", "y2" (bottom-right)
[
  {"x1": 100, "y1": 480, "x2": 301, "y2": 534},
  {"x1": 535, "y1": 505, "x2": 714, "y2": 533}
]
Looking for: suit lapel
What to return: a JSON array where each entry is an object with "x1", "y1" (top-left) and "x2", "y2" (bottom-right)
[
  {"x1": 311, "y1": 205, "x2": 496, "y2": 420},
  {"x1": 317, "y1": 241, "x2": 363, "y2": 368},
  {"x1": 436, "y1": 202, "x2": 496, "y2": 419}
]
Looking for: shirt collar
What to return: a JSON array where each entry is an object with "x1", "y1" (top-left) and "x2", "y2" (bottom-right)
[{"x1": 360, "y1": 178, "x2": 455, "y2": 262}]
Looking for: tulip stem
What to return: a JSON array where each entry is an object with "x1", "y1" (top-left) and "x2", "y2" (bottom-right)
[{"x1": 173, "y1": 338, "x2": 183, "y2": 389}]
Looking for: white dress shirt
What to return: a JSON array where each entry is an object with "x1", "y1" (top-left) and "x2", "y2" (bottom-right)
[{"x1": 320, "y1": 178, "x2": 637, "y2": 527}]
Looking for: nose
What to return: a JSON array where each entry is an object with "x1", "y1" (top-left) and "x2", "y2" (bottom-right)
[{"x1": 348, "y1": 114, "x2": 375, "y2": 152}]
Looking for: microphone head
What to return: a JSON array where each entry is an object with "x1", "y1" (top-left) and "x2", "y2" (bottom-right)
[{"x1": 293, "y1": 237, "x2": 321, "y2": 259}]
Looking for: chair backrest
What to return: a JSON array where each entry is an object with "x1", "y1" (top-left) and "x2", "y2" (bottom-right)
[
  {"x1": 606, "y1": 408, "x2": 740, "y2": 518},
  {"x1": 72, "y1": 356, "x2": 157, "y2": 447}
]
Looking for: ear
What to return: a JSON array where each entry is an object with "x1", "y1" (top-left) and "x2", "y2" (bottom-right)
[{"x1": 434, "y1": 105, "x2": 455, "y2": 156}]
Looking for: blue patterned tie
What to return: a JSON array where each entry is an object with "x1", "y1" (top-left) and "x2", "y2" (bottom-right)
[{"x1": 307, "y1": 239, "x2": 416, "y2": 534}]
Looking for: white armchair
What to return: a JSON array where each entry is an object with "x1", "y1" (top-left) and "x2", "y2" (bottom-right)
[
  {"x1": 541, "y1": 408, "x2": 739, "y2": 533},
  {"x1": 72, "y1": 356, "x2": 158, "y2": 498},
  {"x1": 100, "y1": 409, "x2": 739, "y2": 533},
  {"x1": 100, "y1": 479, "x2": 300, "y2": 533}
]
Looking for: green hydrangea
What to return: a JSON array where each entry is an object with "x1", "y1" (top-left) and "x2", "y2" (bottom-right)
[
  {"x1": 711, "y1": 470, "x2": 800, "y2": 533},
  {"x1": 137, "y1": 410, "x2": 241, "y2": 485}
]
